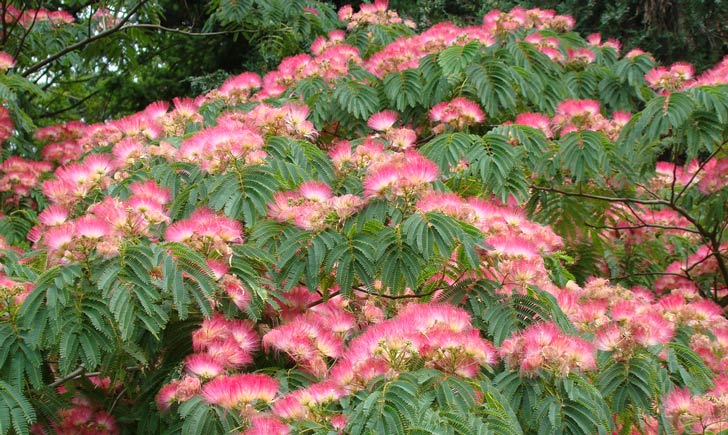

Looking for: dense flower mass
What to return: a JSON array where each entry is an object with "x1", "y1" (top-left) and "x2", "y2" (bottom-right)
[
  {"x1": 1, "y1": 1, "x2": 728, "y2": 435},
  {"x1": 500, "y1": 322, "x2": 596, "y2": 376}
]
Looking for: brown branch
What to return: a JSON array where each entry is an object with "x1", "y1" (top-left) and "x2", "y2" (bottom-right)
[
  {"x1": 48, "y1": 366, "x2": 140, "y2": 389},
  {"x1": 530, "y1": 185, "x2": 666, "y2": 205},
  {"x1": 2, "y1": 2, "x2": 26, "y2": 46},
  {"x1": 48, "y1": 366, "x2": 85, "y2": 389},
  {"x1": 21, "y1": 0, "x2": 149, "y2": 77},
  {"x1": 123, "y1": 23, "x2": 256, "y2": 36},
  {"x1": 306, "y1": 284, "x2": 440, "y2": 308},
  {"x1": 584, "y1": 222, "x2": 700, "y2": 234},
  {"x1": 109, "y1": 387, "x2": 127, "y2": 413},
  {"x1": 353, "y1": 285, "x2": 439, "y2": 300}
]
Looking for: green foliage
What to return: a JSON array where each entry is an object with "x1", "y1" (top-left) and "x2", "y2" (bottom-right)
[
  {"x1": 346, "y1": 370, "x2": 500, "y2": 435},
  {"x1": 0, "y1": 380, "x2": 36, "y2": 435}
]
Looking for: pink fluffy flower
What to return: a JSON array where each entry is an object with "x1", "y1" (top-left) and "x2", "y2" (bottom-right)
[
  {"x1": 514, "y1": 112, "x2": 553, "y2": 138},
  {"x1": 500, "y1": 322, "x2": 596, "y2": 376},
  {"x1": 184, "y1": 353, "x2": 225, "y2": 379},
  {"x1": 242, "y1": 415, "x2": 290, "y2": 435},
  {"x1": 645, "y1": 62, "x2": 695, "y2": 93},
  {"x1": 164, "y1": 207, "x2": 243, "y2": 257},
  {"x1": 202, "y1": 373, "x2": 279, "y2": 409},
  {"x1": 367, "y1": 110, "x2": 399, "y2": 131},
  {"x1": 430, "y1": 97, "x2": 485, "y2": 130},
  {"x1": 0, "y1": 52, "x2": 15, "y2": 71}
]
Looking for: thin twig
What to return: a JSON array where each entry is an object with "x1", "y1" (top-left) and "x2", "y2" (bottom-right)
[
  {"x1": 12, "y1": 7, "x2": 39, "y2": 59},
  {"x1": 530, "y1": 185, "x2": 666, "y2": 205},
  {"x1": 39, "y1": 89, "x2": 102, "y2": 118},
  {"x1": 48, "y1": 366, "x2": 85, "y2": 389},
  {"x1": 123, "y1": 23, "x2": 256, "y2": 36},
  {"x1": 109, "y1": 387, "x2": 127, "y2": 413},
  {"x1": 584, "y1": 222, "x2": 699, "y2": 234}
]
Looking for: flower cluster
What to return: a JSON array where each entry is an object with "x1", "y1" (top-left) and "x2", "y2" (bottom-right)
[
  {"x1": 0, "y1": 272, "x2": 32, "y2": 315},
  {"x1": 604, "y1": 203, "x2": 697, "y2": 248},
  {"x1": 201, "y1": 373, "x2": 279, "y2": 411},
  {"x1": 500, "y1": 322, "x2": 596, "y2": 377},
  {"x1": 37, "y1": 122, "x2": 87, "y2": 165},
  {"x1": 177, "y1": 124, "x2": 266, "y2": 173},
  {"x1": 0, "y1": 156, "x2": 53, "y2": 203},
  {"x1": 429, "y1": 97, "x2": 486, "y2": 132},
  {"x1": 365, "y1": 21, "x2": 493, "y2": 77},
  {"x1": 645, "y1": 62, "x2": 695, "y2": 93},
  {"x1": 416, "y1": 191, "x2": 563, "y2": 294},
  {"x1": 48, "y1": 397, "x2": 119, "y2": 435},
  {"x1": 556, "y1": 278, "x2": 728, "y2": 365},
  {"x1": 0, "y1": 107, "x2": 13, "y2": 147},
  {"x1": 586, "y1": 33, "x2": 621, "y2": 54},
  {"x1": 329, "y1": 303, "x2": 497, "y2": 385},
  {"x1": 33, "y1": 179, "x2": 171, "y2": 262},
  {"x1": 270, "y1": 181, "x2": 363, "y2": 231},
  {"x1": 164, "y1": 207, "x2": 242, "y2": 259},
  {"x1": 654, "y1": 244, "x2": 728, "y2": 299},
  {"x1": 690, "y1": 55, "x2": 728, "y2": 87},
  {"x1": 365, "y1": 111, "x2": 418, "y2": 150},
  {"x1": 337, "y1": 0, "x2": 415, "y2": 30},
  {"x1": 258, "y1": 45, "x2": 361, "y2": 97},
  {"x1": 158, "y1": 315, "x2": 260, "y2": 409},
  {"x1": 207, "y1": 72, "x2": 262, "y2": 105},
  {"x1": 483, "y1": 7, "x2": 575, "y2": 35},
  {"x1": 522, "y1": 33, "x2": 563, "y2": 62},
  {"x1": 263, "y1": 296, "x2": 356, "y2": 377},
  {"x1": 509, "y1": 99, "x2": 632, "y2": 140},
  {"x1": 160, "y1": 97, "x2": 204, "y2": 137},
  {"x1": 697, "y1": 158, "x2": 728, "y2": 195},
  {"x1": 664, "y1": 377, "x2": 728, "y2": 434},
  {"x1": 0, "y1": 52, "x2": 14, "y2": 71},
  {"x1": 2, "y1": 5, "x2": 74, "y2": 27},
  {"x1": 310, "y1": 30, "x2": 347, "y2": 56},
  {"x1": 236, "y1": 103, "x2": 317, "y2": 139},
  {"x1": 242, "y1": 415, "x2": 291, "y2": 435},
  {"x1": 362, "y1": 149, "x2": 439, "y2": 199},
  {"x1": 271, "y1": 381, "x2": 347, "y2": 426},
  {"x1": 41, "y1": 154, "x2": 116, "y2": 206}
]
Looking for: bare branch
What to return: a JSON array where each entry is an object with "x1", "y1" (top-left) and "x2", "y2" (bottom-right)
[
  {"x1": 39, "y1": 89, "x2": 103, "y2": 118},
  {"x1": 529, "y1": 185, "x2": 666, "y2": 205},
  {"x1": 2, "y1": 2, "x2": 27, "y2": 46},
  {"x1": 584, "y1": 222, "x2": 700, "y2": 234},
  {"x1": 48, "y1": 366, "x2": 85, "y2": 389}
]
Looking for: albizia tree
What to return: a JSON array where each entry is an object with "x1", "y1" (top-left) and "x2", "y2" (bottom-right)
[{"x1": 1, "y1": 2, "x2": 728, "y2": 434}]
